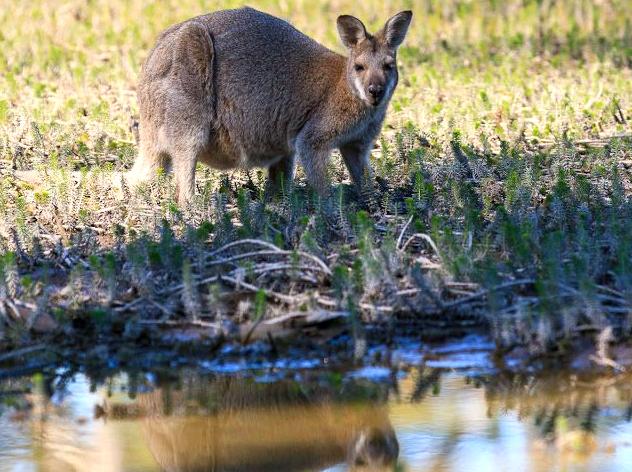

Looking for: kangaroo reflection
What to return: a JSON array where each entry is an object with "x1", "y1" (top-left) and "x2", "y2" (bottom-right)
[{"x1": 133, "y1": 376, "x2": 399, "y2": 472}]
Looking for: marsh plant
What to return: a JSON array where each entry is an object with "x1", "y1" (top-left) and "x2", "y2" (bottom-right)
[
  {"x1": 2, "y1": 123, "x2": 632, "y2": 357},
  {"x1": 0, "y1": 0, "x2": 631, "y2": 360}
]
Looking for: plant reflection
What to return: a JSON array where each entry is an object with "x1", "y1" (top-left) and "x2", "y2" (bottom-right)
[{"x1": 2, "y1": 368, "x2": 632, "y2": 471}]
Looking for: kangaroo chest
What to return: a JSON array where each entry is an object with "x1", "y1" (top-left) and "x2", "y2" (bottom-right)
[{"x1": 335, "y1": 109, "x2": 386, "y2": 148}]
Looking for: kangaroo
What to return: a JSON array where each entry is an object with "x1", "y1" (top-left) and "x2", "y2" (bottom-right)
[
  {"x1": 136, "y1": 376, "x2": 399, "y2": 471},
  {"x1": 130, "y1": 7, "x2": 413, "y2": 205}
]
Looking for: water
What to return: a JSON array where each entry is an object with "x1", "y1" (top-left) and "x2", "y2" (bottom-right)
[{"x1": 2, "y1": 364, "x2": 632, "y2": 472}]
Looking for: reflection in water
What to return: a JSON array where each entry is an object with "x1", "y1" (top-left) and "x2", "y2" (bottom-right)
[
  {"x1": 2, "y1": 368, "x2": 632, "y2": 471},
  {"x1": 136, "y1": 378, "x2": 398, "y2": 471}
]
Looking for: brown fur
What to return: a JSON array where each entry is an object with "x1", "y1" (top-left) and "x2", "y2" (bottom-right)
[
  {"x1": 136, "y1": 378, "x2": 399, "y2": 471},
  {"x1": 130, "y1": 7, "x2": 413, "y2": 204}
]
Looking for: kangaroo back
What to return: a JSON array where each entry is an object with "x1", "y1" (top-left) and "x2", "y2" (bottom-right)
[{"x1": 139, "y1": 20, "x2": 215, "y2": 124}]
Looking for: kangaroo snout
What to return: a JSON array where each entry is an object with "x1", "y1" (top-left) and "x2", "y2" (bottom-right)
[{"x1": 368, "y1": 83, "x2": 385, "y2": 104}]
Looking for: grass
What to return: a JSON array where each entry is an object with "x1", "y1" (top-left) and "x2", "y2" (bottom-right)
[{"x1": 0, "y1": 0, "x2": 632, "y2": 361}]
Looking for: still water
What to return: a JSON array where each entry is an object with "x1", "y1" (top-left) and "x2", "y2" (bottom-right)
[{"x1": 1, "y1": 366, "x2": 632, "y2": 472}]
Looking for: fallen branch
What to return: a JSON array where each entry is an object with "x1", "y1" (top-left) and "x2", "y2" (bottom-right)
[
  {"x1": 219, "y1": 275, "x2": 303, "y2": 305},
  {"x1": 0, "y1": 344, "x2": 47, "y2": 363},
  {"x1": 206, "y1": 249, "x2": 332, "y2": 276},
  {"x1": 442, "y1": 279, "x2": 535, "y2": 310},
  {"x1": 401, "y1": 233, "x2": 442, "y2": 259},
  {"x1": 396, "y1": 215, "x2": 414, "y2": 250},
  {"x1": 206, "y1": 239, "x2": 283, "y2": 257}
]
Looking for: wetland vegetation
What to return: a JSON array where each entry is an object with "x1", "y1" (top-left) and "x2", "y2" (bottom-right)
[{"x1": 0, "y1": 0, "x2": 632, "y2": 371}]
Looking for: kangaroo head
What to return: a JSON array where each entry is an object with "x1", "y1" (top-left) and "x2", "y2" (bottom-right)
[
  {"x1": 337, "y1": 11, "x2": 412, "y2": 108},
  {"x1": 348, "y1": 425, "x2": 399, "y2": 471}
]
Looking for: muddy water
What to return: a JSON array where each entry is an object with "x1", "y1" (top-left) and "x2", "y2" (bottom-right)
[{"x1": 2, "y1": 365, "x2": 632, "y2": 472}]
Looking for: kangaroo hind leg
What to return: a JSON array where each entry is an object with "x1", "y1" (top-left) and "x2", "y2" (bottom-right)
[
  {"x1": 168, "y1": 20, "x2": 216, "y2": 206},
  {"x1": 173, "y1": 20, "x2": 215, "y2": 105},
  {"x1": 265, "y1": 154, "x2": 296, "y2": 198}
]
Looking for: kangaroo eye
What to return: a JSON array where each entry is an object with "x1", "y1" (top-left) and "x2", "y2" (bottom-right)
[
  {"x1": 354, "y1": 64, "x2": 365, "y2": 72},
  {"x1": 383, "y1": 62, "x2": 394, "y2": 70}
]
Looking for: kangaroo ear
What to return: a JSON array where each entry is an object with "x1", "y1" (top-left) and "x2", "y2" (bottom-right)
[
  {"x1": 383, "y1": 11, "x2": 412, "y2": 49},
  {"x1": 337, "y1": 15, "x2": 367, "y2": 49}
]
